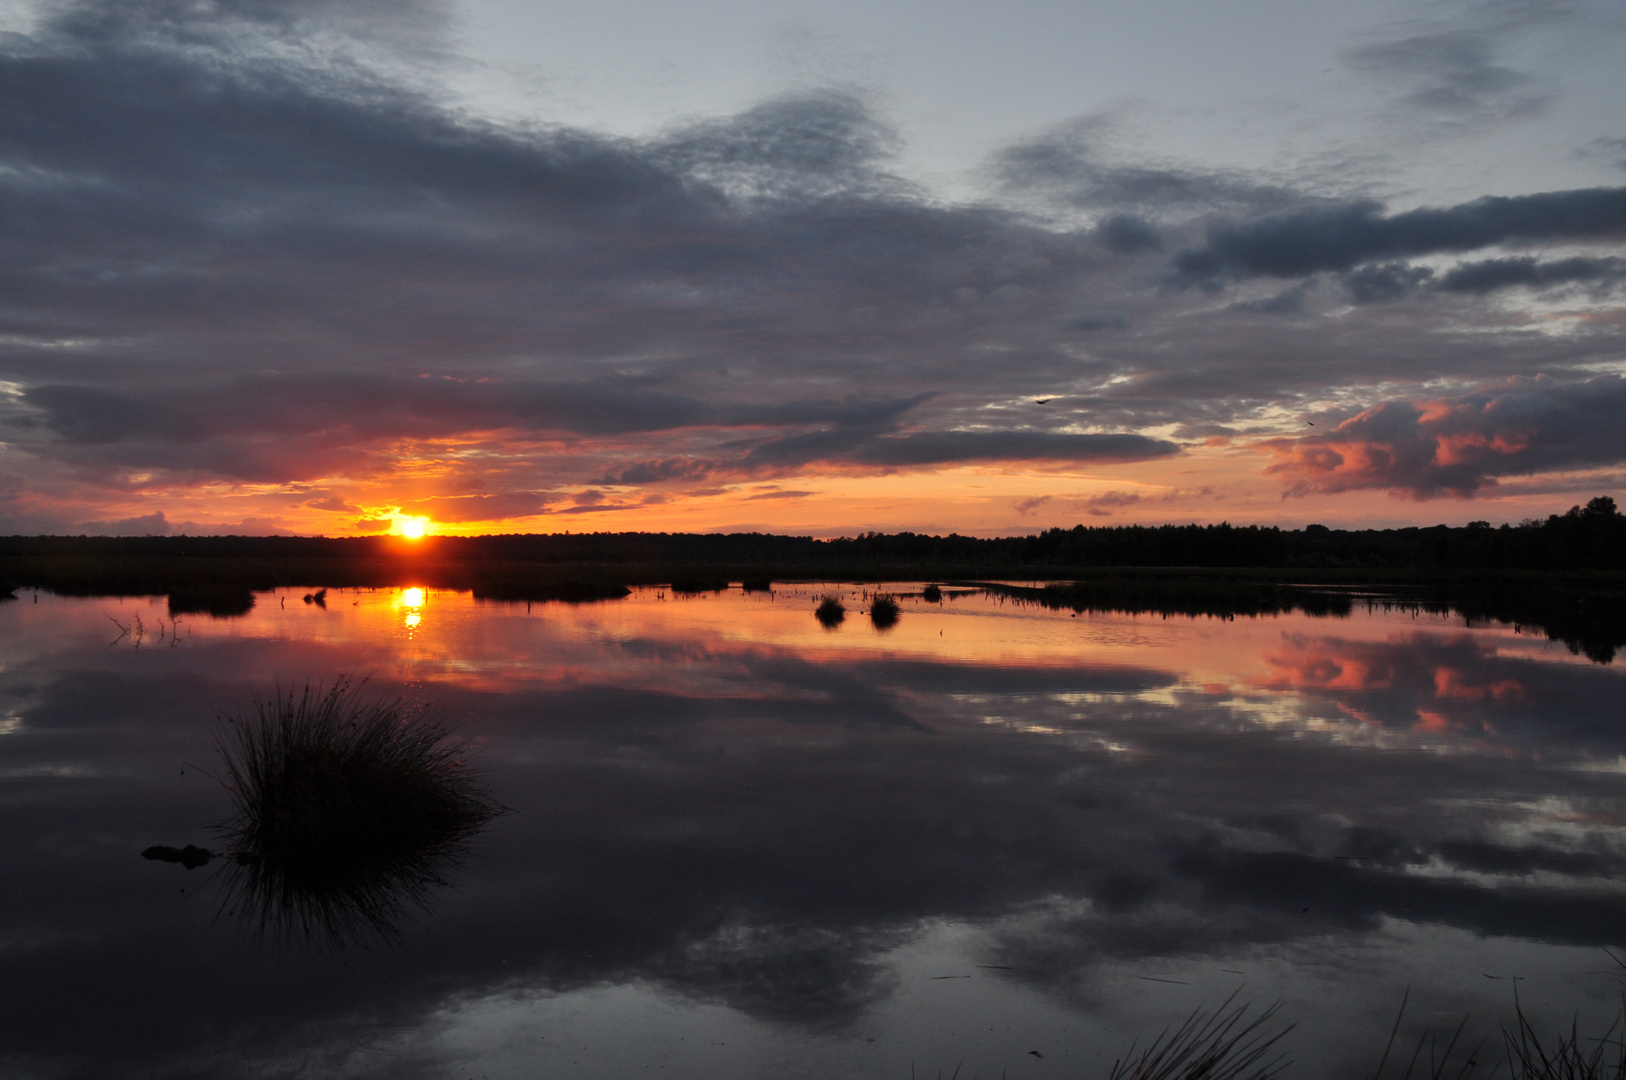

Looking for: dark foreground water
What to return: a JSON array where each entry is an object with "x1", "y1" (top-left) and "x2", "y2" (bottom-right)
[{"x1": 2, "y1": 584, "x2": 1624, "y2": 1079}]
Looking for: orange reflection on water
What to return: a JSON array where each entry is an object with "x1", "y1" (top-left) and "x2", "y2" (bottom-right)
[
  {"x1": 160, "y1": 584, "x2": 1534, "y2": 702},
  {"x1": 7, "y1": 583, "x2": 1608, "y2": 751},
  {"x1": 1433, "y1": 666, "x2": 1524, "y2": 701},
  {"x1": 1257, "y1": 632, "x2": 1534, "y2": 737}
]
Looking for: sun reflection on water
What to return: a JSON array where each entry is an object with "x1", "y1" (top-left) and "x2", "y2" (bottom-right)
[{"x1": 396, "y1": 587, "x2": 426, "y2": 634}]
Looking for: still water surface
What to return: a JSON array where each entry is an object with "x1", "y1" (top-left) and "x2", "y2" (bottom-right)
[{"x1": 2, "y1": 584, "x2": 1624, "y2": 1078}]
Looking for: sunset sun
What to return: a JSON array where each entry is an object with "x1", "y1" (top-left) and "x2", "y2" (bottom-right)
[{"x1": 394, "y1": 516, "x2": 430, "y2": 539}]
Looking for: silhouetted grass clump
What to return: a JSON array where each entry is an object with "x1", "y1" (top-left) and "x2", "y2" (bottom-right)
[
  {"x1": 815, "y1": 596, "x2": 845, "y2": 627},
  {"x1": 1504, "y1": 1003, "x2": 1626, "y2": 1079},
  {"x1": 921, "y1": 583, "x2": 942, "y2": 603},
  {"x1": 213, "y1": 678, "x2": 503, "y2": 949},
  {"x1": 870, "y1": 594, "x2": 900, "y2": 629},
  {"x1": 1102, "y1": 988, "x2": 1626, "y2": 1080},
  {"x1": 1367, "y1": 989, "x2": 1626, "y2": 1080},
  {"x1": 1109, "y1": 993, "x2": 1292, "y2": 1080}
]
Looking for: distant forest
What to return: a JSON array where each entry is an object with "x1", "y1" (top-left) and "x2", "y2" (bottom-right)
[
  {"x1": 3, "y1": 497, "x2": 1622, "y2": 661},
  {"x1": 2, "y1": 494, "x2": 1621, "y2": 573}
]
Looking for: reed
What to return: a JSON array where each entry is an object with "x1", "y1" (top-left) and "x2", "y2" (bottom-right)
[
  {"x1": 815, "y1": 596, "x2": 846, "y2": 627},
  {"x1": 1504, "y1": 1001, "x2": 1626, "y2": 1080},
  {"x1": 1108, "y1": 991, "x2": 1292, "y2": 1080},
  {"x1": 870, "y1": 594, "x2": 900, "y2": 628}
]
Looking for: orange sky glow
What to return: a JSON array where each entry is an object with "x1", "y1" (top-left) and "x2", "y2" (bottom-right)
[{"x1": 6, "y1": 0, "x2": 1623, "y2": 539}]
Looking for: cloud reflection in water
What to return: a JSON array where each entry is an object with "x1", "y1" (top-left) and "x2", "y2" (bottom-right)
[{"x1": 0, "y1": 588, "x2": 1621, "y2": 1077}]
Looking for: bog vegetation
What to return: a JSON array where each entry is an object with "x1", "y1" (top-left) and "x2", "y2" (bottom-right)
[{"x1": 212, "y1": 678, "x2": 504, "y2": 949}]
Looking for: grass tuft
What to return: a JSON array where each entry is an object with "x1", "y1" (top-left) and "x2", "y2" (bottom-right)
[
  {"x1": 870, "y1": 594, "x2": 900, "y2": 629},
  {"x1": 212, "y1": 677, "x2": 504, "y2": 949},
  {"x1": 1503, "y1": 997, "x2": 1625, "y2": 1080},
  {"x1": 1109, "y1": 991, "x2": 1293, "y2": 1080},
  {"x1": 815, "y1": 596, "x2": 846, "y2": 628}
]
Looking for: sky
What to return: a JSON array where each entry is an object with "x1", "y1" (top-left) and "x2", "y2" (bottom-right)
[{"x1": 0, "y1": 0, "x2": 1623, "y2": 537}]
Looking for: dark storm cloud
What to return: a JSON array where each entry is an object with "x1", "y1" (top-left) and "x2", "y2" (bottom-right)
[
  {"x1": 2, "y1": 4, "x2": 1187, "y2": 491},
  {"x1": 18, "y1": 378, "x2": 934, "y2": 446},
  {"x1": 13, "y1": 375, "x2": 944, "y2": 482},
  {"x1": 1266, "y1": 375, "x2": 1626, "y2": 498},
  {"x1": 0, "y1": 0, "x2": 1622, "y2": 517},
  {"x1": 1171, "y1": 187, "x2": 1626, "y2": 286},
  {"x1": 1093, "y1": 213, "x2": 1162, "y2": 254},
  {"x1": 1342, "y1": 261, "x2": 1435, "y2": 304},
  {"x1": 1437, "y1": 255, "x2": 1626, "y2": 294},
  {"x1": 741, "y1": 429, "x2": 1179, "y2": 470}
]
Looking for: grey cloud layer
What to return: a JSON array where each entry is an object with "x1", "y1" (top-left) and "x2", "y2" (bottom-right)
[
  {"x1": 1173, "y1": 188, "x2": 1626, "y2": 284},
  {"x1": 0, "y1": 0, "x2": 1622, "y2": 517}
]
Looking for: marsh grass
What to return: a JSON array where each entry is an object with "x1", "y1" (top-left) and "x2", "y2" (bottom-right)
[
  {"x1": 816, "y1": 596, "x2": 846, "y2": 627},
  {"x1": 1384, "y1": 987, "x2": 1626, "y2": 1080},
  {"x1": 1503, "y1": 1000, "x2": 1626, "y2": 1080},
  {"x1": 1109, "y1": 992, "x2": 1293, "y2": 1080},
  {"x1": 1117, "y1": 987, "x2": 1625, "y2": 1080},
  {"x1": 870, "y1": 594, "x2": 900, "y2": 629},
  {"x1": 213, "y1": 678, "x2": 504, "y2": 949}
]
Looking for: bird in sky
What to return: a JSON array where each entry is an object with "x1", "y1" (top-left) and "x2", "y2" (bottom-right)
[{"x1": 1035, "y1": 398, "x2": 1052, "y2": 404}]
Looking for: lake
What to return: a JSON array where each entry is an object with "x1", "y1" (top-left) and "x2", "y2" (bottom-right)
[{"x1": 2, "y1": 583, "x2": 1623, "y2": 1079}]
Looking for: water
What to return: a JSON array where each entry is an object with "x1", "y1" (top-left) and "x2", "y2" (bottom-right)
[{"x1": 2, "y1": 584, "x2": 1623, "y2": 1079}]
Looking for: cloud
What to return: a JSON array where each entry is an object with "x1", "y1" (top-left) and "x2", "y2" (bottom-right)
[
  {"x1": 993, "y1": 114, "x2": 1297, "y2": 214},
  {"x1": 1063, "y1": 314, "x2": 1129, "y2": 331},
  {"x1": 1172, "y1": 187, "x2": 1626, "y2": 285},
  {"x1": 1342, "y1": 20, "x2": 1553, "y2": 130},
  {"x1": 0, "y1": 0, "x2": 1621, "y2": 524},
  {"x1": 597, "y1": 458, "x2": 720, "y2": 486},
  {"x1": 76, "y1": 509, "x2": 172, "y2": 535},
  {"x1": 1436, "y1": 255, "x2": 1626, "y2": 294},
  {"x1": 1342, "y1": 262, "x2": 1435, "y2": 304},
  {"x1": 399, "y1": 492, "x2": 558, "y2": 523},
  {"x1": 1080, "y1": 490, "x2": 1141, "y2": 516},
  {"x1": 743, "y1": 489, "x2": 814, "y2": 501},
  {"x1": 743, "y1": 429, "x2": 1180, "y2": 470},
  {"x1": 1013, "y1": 495, "x2": 1052, "y2": 516},
  {"x1": 1265, "y1": 376, "x2": 1626, "y2": 498},
  {"x1": 73, "y1": 509, "x2": 298, "y2": 535},
  {"x1": 174, "y1": 515, "x2": 299, "y2": 536},
  {"x1": 653, "y1": 90, "x2": 906, "y2": 202},
  {"x1": 1093, "y1": 214, "x2": 1161, "y2": 254},
  {"x1": 11, "y1": 377, "x2": 939, "y2": 483},
  {"x1": 1229, "y1": 281, "x2": 1317, "y2": 314},
  {"x1": 1577, "y1": 136, "x2": 1626, "y2": 172}
]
